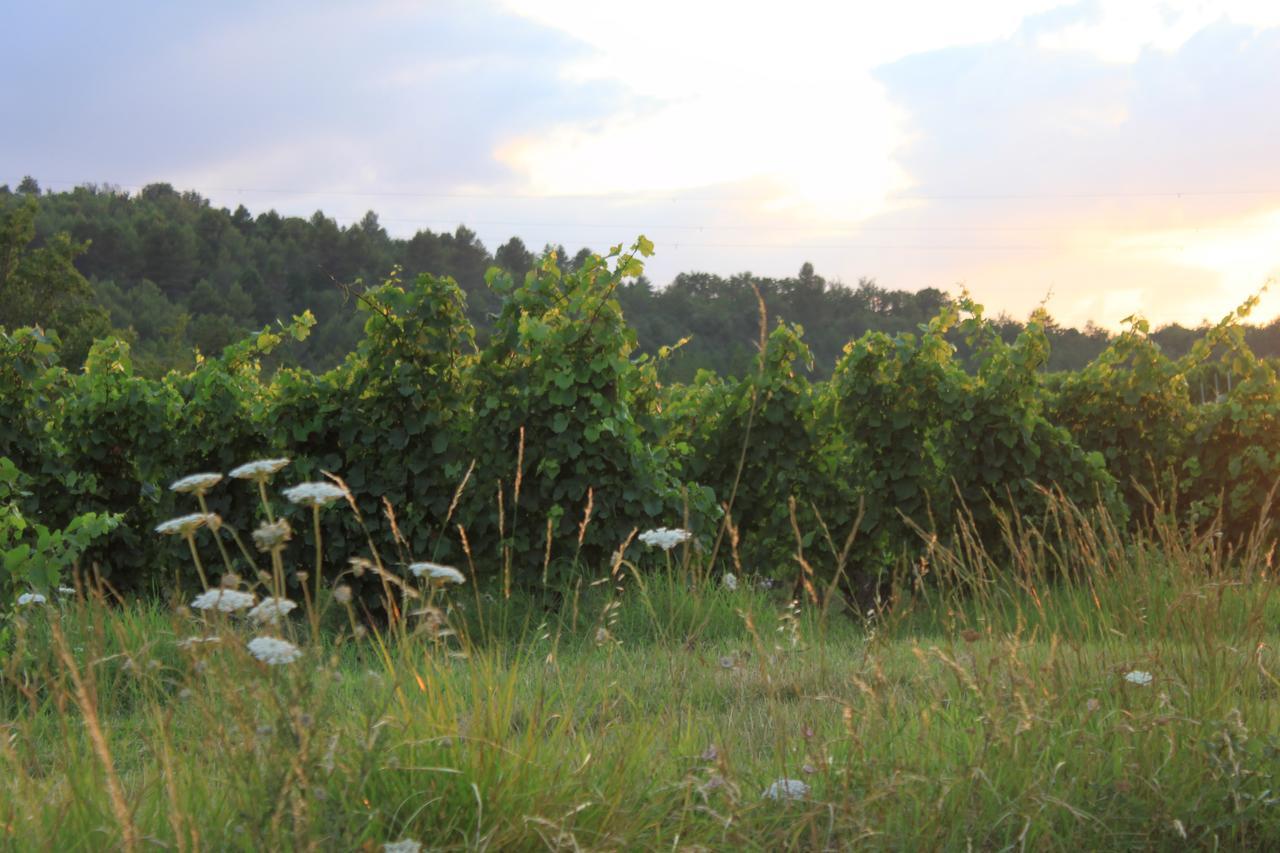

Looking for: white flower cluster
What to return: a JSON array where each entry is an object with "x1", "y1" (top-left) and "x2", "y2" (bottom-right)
[
  {"x1": 177, "y1": 635, "x2": 221, "y2": 650},
  {"x1": 722, "y1": 572, "x2": 739, "y2": 591},
  {"x1": 249, "y1": 597, "x2": 297, "y2": 624},
  {"x1": 408, "y1": 562, "x2": 466, "y2": 584},
  {"x1": 170, "y1": 472, "x2": 223, "y2": 495},
  {"x1": 1124, "y1": 670, "x2": 1153, "y2": 686},
  {"x1": 229, "y1": 458, "x2": 291, "y2": 481},
  {"x1": 247, "y1": 636, "x2": 302, "y2": 666},
  {"x1": 16, "y1": 592, "x2": 46, "y2": 606},
  {"x1": 763, "y1": 778, "x2": 810, "y2": 800},
  {"x1": 638, "y1": 527, "x2": 692, "y2": 551},
  {"x1": 384, "y1": 841, "x2": 422, "y2": 853},
  {"x1": 283, "y1": 482, "x2": 347, "y2": 507},
  {"x1": 191, "y1": 589, "x2": 256, "y2": 612},
  {"x1": 155, "y1": 513, "x2": 218, "y2": 536}
]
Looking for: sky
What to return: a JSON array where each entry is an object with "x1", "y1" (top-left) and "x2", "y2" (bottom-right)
[{"x1": 3, "y1": 0, "x2": 1279, "y2": 329}]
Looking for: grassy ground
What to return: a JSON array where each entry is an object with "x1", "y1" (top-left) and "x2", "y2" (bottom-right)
[{"x1": 2, "y1": 504, "x2": 1279, "y2": 850}]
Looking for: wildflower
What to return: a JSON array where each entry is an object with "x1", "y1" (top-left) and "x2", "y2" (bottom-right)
[
  {"x1": 252, "y1": 519, "x2": 292, "y2": 551},
  {"x1": 248, "y1": 597, "x2": 298, "y2": 624},
  {"x1": 16, "y1": 592, "x2": 46, "y2": 606},
  {"x1": 1124, "y1": 670, "x2": 1153, "y2": 686},
  {"x1": 638, "y1": 527, "x2": 692, "y2": 551},
  {"x1": 723, "y1": 572, "x2": 739, "y2": 591},
  {"x1": 333, "y1": 585, "x2": 353, "y2": 604},
  {"x1": 177, "y1": 635, "x2": 221, "y2": 650},
  {"x1": 283, "y1": 482, "x2": 347, "y2": 507},
  {"x1": 190, "y1": 589, "x2": 256, "y2": 612},
  {"x1": 170, "y1": 472, "x2": 223, "y2": 495},
  {"x1": 155, "y1": 513, "x2": 217, "y2": 536},
  {"x1": 384, "y1": 841, "x2": 422, "y2": 853},
  {"x1": 228, "y1": 458, "x2": 290, "y2": 482},
  {"x1": 348, "y1": 556, "x2": 372, "y2": 576},
  {"x1": 763, "y1": 778, "x2": 810, "y2": 800},
  {"x1": 57, "y1": 586, "x2": 76, "y2": 596},
  {"x1": 247, "y1": 636, "x2": 302, "y2": 665},
  {"x1": 408, "y1": 562, "x2": 466, "y2": 584}
]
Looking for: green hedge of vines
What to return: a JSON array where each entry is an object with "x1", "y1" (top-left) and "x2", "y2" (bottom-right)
[{"x1": 1, "y1": 240, "x2": 1276, "y2": 606}]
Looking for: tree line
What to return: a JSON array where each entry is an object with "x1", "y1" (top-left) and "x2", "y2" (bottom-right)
[{"x1": 3, "y1": 177, "x2": 1278, "y2": 379}]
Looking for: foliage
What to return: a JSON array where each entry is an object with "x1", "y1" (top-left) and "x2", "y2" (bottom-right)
[
  {"x1": 0, "y1": 196, "x2": 111, "y2": 367},
  {"x1": 467, "y1": 239, "x2": 712, "y2": 579},
  {"x1": 13, "y1": 180, "x2": 1280, "y2": 379},
  {"x1": 0, "y1": 222, "x2": 1275, "y2": 599},
  {"x1": 0, "y1": 456, "x2": 119, "y2": 602}
]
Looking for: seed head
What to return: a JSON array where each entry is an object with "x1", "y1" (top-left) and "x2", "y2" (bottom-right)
[
  {"x1": 252, "y1": 519, "x2": 293, "y2": 552},
  {"x1": 408, "y1": 562, "x2": 466, "y2": 585},
  {"x1": 170, "y1": 472, "x2": 223, "y2": 495},
  {"x1": 228, "y1": 458, "x2": 290, "y2": 482},
  {"x1": 283, "y1": 482, "x2": 347, "y2": 508},
  {"x1": 155, "y1": 513, "x2": 217, "y2": 536}
]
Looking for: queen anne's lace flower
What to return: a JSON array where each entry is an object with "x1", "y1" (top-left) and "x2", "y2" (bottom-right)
[
  {"x1": 170, "y1": 472, "x2": 223, "y2": 495},
  {"x1": 1124, "y1": 670, "x2": 1153, "y2": 686},
  {"x1": 723, "y1": 572, "x2": 739, "y2": 591},
  {"x1": 156, "y1": 513, "x2": 218, "y2": 536},
  {"x1": 384, "y1": 841, "x2": 422, "y2": 853},
  {"x1": 763, "y1": 778, "x2": 810, "y2": 800},
  {"x1": 177, "y1": 635, "x2": 221, "y2": 650},
  {"x1": 283, "y1": 482, "x2": 347, "y2": 507},
  {"x1": 16, "y1": 592, "x2": 46, "y2": 606},
  {"x1": 248, "y1": 597, "x2": 297, "y2": 624},
  {"x1": 57, "y1": 586, "x2": 76, "y2": 596},
  {"x1": 408, "y1": 562, "x2": 466, "y2": 584},
  {"x1": 228, "y1": 458, "x2": 290, "y2": 481},
  {"x1": 190, "y1": 589, "x2": 256, "y2": 612},
  {"x1": 638, "y1": 527, "x2": 692, "y2": 551},
  {"x1": 247, "y1": 636, "x2": 302, "y2": 665}
]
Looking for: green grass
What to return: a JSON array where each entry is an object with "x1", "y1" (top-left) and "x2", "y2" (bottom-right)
[{"x1": 2, "y1": 501, "x2": 1279, "y2": 850}]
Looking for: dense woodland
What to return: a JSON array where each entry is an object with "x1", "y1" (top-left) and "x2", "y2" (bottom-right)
[{"x1": 5, "y1": 177, "x2": 1278, "y2": 380}]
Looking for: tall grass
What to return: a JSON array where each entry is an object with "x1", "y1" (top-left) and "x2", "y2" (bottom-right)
[{"x1": 2, "y1": 488, "x2": 1278, "y2": 850}]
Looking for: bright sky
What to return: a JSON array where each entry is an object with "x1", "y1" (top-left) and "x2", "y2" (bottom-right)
[{"x1": 2, "y1": 0, "x2": 1278, "y2": 328}]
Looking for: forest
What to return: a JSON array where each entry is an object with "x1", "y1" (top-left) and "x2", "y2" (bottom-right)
[{"x1": 5, "y1": 177, "x2": 1278, "y2": 381}]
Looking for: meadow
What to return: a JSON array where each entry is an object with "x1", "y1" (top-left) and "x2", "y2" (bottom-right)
[{"x1": 3, "y1": 484, "x2": 1279, "y2": 851}]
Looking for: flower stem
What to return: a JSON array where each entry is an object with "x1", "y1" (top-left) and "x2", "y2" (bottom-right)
[
  {"x1": 258, "y1": 480, "x2": 275, "y2": 523},
  {"x1": 185, "y1": 533, "x2": 210, "y2": 591},
  {"x1": 197, "y1": 493, "x2": 235, "y2": 576},
  {"x1": 312, "y1": 504, "x2": 322, "y2": 625}
]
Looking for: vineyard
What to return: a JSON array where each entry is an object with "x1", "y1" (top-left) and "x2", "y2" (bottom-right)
[{"x1": 2, "y1": 238, "x2": 1278, "y2": 605}]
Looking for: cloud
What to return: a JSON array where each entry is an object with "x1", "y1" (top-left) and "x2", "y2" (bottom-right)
[
  {"x1": 863, "y1": 14, "x2": 1280, "y2": 326},
  {"x1": 0, "y1": 0, "x2": 625, "y2": 193}
]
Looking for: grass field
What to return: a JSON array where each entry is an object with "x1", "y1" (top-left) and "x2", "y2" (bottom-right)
[{"x1": 3, "y1": 499, "x2": 1279, "y2": 851}]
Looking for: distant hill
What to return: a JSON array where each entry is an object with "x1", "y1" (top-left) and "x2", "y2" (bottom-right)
[{"x1": 3, "y1": 178, "x2": 1278, "y2": 378}]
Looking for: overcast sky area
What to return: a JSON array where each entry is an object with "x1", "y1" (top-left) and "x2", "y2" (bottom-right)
[{"x1": 3, "y1": 0, "x2": 1279, "y2": 328}]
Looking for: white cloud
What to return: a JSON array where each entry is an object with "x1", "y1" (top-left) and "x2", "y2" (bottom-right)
[{"x1": 496, "y1": 1, "x2": 1062, "y2": 223}]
